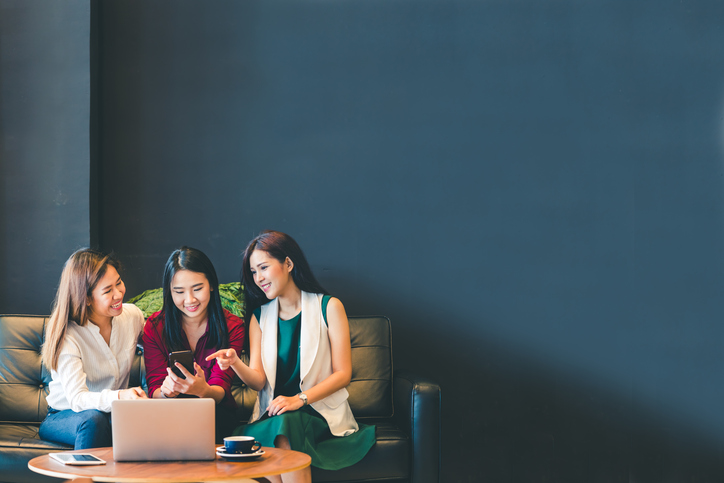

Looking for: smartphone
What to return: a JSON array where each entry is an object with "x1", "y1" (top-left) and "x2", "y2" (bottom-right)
[
  {"x1": 169, "y1": 350, "x2": 194, "y2": 379},
  {"x1": 49, "y1": 453, "x2": 106, "y2": 465}
]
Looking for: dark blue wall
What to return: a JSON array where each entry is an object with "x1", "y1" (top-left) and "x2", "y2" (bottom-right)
[
  {"x1": 92, "y1": 1, "x2": 724, "y2": 481},
  {"x1": 0, "y1": 0, "x2": 90, "y2": 314}
]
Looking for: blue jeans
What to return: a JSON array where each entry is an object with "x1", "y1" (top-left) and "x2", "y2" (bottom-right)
[{"x1": 39, "y1": 407, "x2": 112, "y2": 450}]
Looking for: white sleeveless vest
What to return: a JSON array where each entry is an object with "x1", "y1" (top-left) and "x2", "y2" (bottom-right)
[{"x1": 251, "y1": 291, "x2": 358, "y2": 436}]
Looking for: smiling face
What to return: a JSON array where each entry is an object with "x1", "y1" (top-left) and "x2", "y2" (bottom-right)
[
  {"x1": 249, "y1": 249, "x2": 294, "y2": 300},
  {"x1": 170, "y1": 269, "x2": 212, "y2": 323},
  {"x1": 88, "y1": 265, "x2": 125, "y2": 325}
]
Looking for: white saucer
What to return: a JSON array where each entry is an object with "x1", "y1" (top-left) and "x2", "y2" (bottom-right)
[{"x1": 216, "y1": 447, "x2": 265, "y2": 460}]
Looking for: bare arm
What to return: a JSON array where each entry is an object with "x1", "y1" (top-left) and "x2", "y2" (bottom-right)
[{"x1": 206, "y1": 314, "x2": 266, "y2": 392}]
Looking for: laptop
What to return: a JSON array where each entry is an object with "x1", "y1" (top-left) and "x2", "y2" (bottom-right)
[{"x1": 111, "y1": 399, "x2": 216, "y2": 461}]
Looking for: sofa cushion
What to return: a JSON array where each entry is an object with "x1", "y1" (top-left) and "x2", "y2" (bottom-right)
[
  {"x1": 311, "y1": 421, "x2": 409, "y2": 482},
  {"x1": 347, "y1": 317, "x2": 393, "y2": 419},
  {"x1": 0, "y1": 423, "x2": 70, "y2": 483},
  {"x1": 0, "y1": 423, "x2": 68, "y2": 450},
  {"x1": 0, "y1": 316, "x2": 51, "y2": 424}
]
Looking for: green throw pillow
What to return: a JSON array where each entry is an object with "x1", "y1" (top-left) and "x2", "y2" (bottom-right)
[{"x1": 128, "y1": 282, "x2": 245, "y2": 319}]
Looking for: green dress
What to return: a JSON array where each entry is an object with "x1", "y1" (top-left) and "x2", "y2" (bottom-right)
[{"x1": 233, "y1": 296, "x2": 376, "y2": 470}]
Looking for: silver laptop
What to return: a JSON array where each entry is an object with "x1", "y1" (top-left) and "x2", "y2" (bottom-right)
[{"x1": 111, "y1": 399, "x2": 216, "y2": 461}]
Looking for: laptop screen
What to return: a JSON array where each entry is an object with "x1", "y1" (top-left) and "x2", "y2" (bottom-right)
[{"x1": 111, "y1": 399, "x2": 216, "y2": 461}]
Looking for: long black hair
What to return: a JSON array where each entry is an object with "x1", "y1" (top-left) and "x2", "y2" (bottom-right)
[
  {"x1": 162, "y1": 247, "x2": 228, "y2": 352},
  {"x1": 241, "y1": 230, "x2": 328, "y2": 315}
]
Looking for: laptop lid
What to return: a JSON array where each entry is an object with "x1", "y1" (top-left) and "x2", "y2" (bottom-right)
[{"x1": 111, "y1": 399, "x2": 216, "y2": 461}]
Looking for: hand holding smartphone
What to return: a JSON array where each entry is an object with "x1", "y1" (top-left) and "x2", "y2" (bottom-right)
[{"x1": 169, "y1": 350, "x2": 194, "y2": 379}]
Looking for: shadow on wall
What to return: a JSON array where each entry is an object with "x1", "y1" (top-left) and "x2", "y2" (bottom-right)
[
  {"x1": 341, "y1": 278, "x2": 724, "y2": 483},
  {"x1": 415, "y1": 327, "x2": 724, "y2": 483}
]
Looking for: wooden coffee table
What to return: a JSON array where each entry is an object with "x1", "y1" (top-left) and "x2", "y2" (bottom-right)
[{"x1": 28, "y1": 446, "x2": 311, "y2": 482}]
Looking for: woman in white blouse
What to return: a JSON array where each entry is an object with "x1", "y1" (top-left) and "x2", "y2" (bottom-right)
[{"x1": 39, "y1": 248, "x2": 148, "y2": 449}]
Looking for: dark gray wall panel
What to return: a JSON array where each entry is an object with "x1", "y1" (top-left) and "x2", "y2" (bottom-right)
[
  {"x1": 97, "y1": 1, "x2": 724, "y2": 481},
  {"x1": 0, "y1": 1, "x2": 90, "y2": 314}
]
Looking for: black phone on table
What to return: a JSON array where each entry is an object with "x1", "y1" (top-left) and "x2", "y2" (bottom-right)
[{"x1": 169, "y1": 350, "x2": 194, "y2": 379}]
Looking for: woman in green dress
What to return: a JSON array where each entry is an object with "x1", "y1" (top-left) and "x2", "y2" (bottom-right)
[{"x1": 207, "y1": 230, "x2": 375, "y2": 483}]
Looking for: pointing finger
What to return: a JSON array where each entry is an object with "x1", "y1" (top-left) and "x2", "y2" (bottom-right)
[{"x1": 205, "y1": 350, "x2": 223, "y2": 361}]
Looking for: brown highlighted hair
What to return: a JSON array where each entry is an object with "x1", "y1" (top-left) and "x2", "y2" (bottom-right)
[
  {"x1": 41, "y1": 248, "x2": 121, "y2": 371},
  {"x1": 241, "y1": 230, "x2": 328, "y2": 315}
]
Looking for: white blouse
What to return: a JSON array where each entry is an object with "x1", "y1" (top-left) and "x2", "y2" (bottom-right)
[{"x1": 45, "y1": 304, "x2": 145, "y2": 413}]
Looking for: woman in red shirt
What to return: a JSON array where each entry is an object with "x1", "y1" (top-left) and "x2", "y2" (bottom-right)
[{"x1": 142, "y1": 247, "x2": 244, "y2": 441}]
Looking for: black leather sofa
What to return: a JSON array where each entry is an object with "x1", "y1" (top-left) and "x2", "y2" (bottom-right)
[{"x1": 0, "y1": 314, "x2": 440, "y2": 483}]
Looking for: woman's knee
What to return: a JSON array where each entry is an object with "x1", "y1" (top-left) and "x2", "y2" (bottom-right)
[
  {"x1": 274, "y1": 435, "x2": 291, "y2": 449},
  {"x1": 76, "y1": 410, "x2": 111, "y2": 449},
  {"x1": 78, "y1": 410, "x2": 110, "y2": 433}
]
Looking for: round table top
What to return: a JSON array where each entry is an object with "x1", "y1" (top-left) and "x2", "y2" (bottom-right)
[{"x1": 28, "y1": 446, "x2": 311, "y2": 482}]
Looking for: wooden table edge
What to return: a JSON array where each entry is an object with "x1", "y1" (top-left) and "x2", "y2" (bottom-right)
[
  {"x1": 27, "y1": 462, "x2": 88, "y2": 481},
  {"x1": 28, "y1": 447, "x2": 311, "y2": 482},
  {"x1": 27, "y1": 464, "x2": 297, "y2": 483}
]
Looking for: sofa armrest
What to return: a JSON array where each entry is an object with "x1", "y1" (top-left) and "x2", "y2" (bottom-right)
[
  {"x1": 393, "y1": 371, "x2": 441, "y2": 483},
  {"x1": 129, "y1": 344, "x2": 146, "y2": 391}
]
